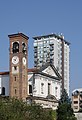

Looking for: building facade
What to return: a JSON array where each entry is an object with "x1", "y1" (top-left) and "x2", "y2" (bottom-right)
[
  {"x1": 72, "y1": 88, "x2": 82, "y2": 112},
  {"x1": 28, "y1": 63, "x2": 61, "y2": 100},
  {"x1": 33, "y1": 33, "x2": 70, "y2": 95}
]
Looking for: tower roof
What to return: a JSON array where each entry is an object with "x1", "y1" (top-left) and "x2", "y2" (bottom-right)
[{"x1": 8, "y1": 33, "x2": 29, "y2": 40}]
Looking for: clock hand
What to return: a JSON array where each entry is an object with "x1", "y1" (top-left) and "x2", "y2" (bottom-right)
[{"x1": 14, "y1": 59, "x2": 16, "y2": 61}]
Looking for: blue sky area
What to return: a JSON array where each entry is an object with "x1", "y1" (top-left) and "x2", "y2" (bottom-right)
[{"x1": 0, "y1": 0, "x2": 82, "y2": 95}]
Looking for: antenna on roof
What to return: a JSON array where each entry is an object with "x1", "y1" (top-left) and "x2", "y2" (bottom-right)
[
  {"x1": 59, "y1": 33, "x2": 64, "y2": 39},
  {"x1": 61, "y1": 33, "x2": 64, "y2": 39}
]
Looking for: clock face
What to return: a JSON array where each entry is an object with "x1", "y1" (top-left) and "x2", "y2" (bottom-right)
[
  {"x1": 22, "y1": 57, "x2": 26, "y2": 65},
  {"x1": 12, "y1": 56, "x2": 19, "y2": 64}
]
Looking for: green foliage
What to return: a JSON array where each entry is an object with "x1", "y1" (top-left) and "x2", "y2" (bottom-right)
[
  {"x1": 59, "y1": 89, "x2": 71, "y2": 105},
  {"x1": 0, "y1": 97, "x2": 55, "y2": 120},
  {"x1": 56, "y1": 89, "x2": 77, "y2": 120},
  {"x1": 78, "y1": 108, "x2": 82, "y2": 112},
  {"x1": 51, "y1": 110, "x2": 57, "y2": 120}
]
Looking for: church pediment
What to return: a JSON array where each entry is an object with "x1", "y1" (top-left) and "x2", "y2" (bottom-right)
[
  {"x1": 42, "y1": 66, "x2": 57, "y2": 77},
  {"x1": 39, "y1": 63, "x2": 61, "y2": 79}
]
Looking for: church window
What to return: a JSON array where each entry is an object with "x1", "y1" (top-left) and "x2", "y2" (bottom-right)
[
  {"x1": 14, "y1": 66, "x2": 17, "y2": 70},
  {"x1": 29, "y1": 85, "x2": 32, "y2": 94},
  {"x1": 55, "y1": 87, "x2": 58, "y2": 97},
  {"x1": 41, "y1": 83, "x2": 44, "y2": 94},
  {"x1": 48, "y1": 83, "x2": 51, "y2": 95},
  {"x1": 2, "y1": 87, "x2": 5, "y2": 95},
  {"x1": 14, "y1": 76, "x2": 16, "y2": 81},
  {"x1": 22, "y1": 43, "x2": 26, "y2": 54}
]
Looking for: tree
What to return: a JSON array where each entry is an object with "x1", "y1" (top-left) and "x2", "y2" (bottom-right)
[
  {"x1": 56, "y1": 89, "x2": 77, "y2": 120},
  {"x1": 26, "y1": 103, "x2": 54, "y2": 120},
  {"x1": 59, "y1": 89, "x2": 70, "y2": 105},
  {"x1": 0, "y1": 97, "x2": 55, "y2": 120}
]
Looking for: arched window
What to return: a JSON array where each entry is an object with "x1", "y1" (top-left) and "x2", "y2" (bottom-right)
[
  {"x1": 29, "y1": 85, "x2": 32, "y2": 94},
  {"x1": 14, "y1": 76, "x2": 16, "y2": 81},
  {"x1": 22, "y1": 43, "x2": 26, "y2": 54},
  {"x1": 15, "y1": 89, "x2": 17, "y2": 94},
  {"x1": 2, "y1": 87, "x2": 5, "y2": 95},
  {"x1": 12, "y1": 42, "x2": 19, "y2": 53}
]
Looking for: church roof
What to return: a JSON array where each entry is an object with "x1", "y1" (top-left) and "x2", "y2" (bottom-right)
[
  {"x1": 0, "y1": 71, "x2": 9, "y2": 75},
  {"x1": 0, "y1": 68, "x2": 38, "y2": 75},
  {"x1": 8, "y1": 33, "x2": 29, "y2": 39},
  {"x1": 28, "y1": 68, "x2": 39, "y2": 72}
]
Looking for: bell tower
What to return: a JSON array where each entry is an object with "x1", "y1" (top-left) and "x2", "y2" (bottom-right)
[{"x1": 8, "y1": 33, "x2": 29, "y2": 100}]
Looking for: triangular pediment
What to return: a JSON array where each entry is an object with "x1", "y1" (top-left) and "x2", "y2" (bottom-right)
[
  {"x1": 39, "y1": 63, "x2": 61, "y2": 79},
  {"x1": 28, "y1": 64, "x2": 61, "y2": 80},
  {"x1": 42, "y1": 66, "x2": 57, "y2": 77}
]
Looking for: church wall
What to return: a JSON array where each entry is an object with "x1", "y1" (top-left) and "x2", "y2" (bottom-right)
[
  {"x1": 31, "y1": 74, "x2": 61, "y2": 100},
  {"x1": 0, "y1": 75, "x2": 9, "y2": 96}
]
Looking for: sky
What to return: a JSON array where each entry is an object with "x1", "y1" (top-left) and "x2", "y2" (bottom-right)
[{"x1": 0, "y1": 0, "x2": 82, "y2": 95}]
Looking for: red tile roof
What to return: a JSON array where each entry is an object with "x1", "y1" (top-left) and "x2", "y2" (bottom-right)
[
  {"x1": 0, "y1": 71, "x2": 9, "y2": 75},
  {"x1": 0, "y1": 68, "x2": 39, "y2": 75},
  {"x1": 28, "y1": 68, "x2": 39, "y2": 72}
]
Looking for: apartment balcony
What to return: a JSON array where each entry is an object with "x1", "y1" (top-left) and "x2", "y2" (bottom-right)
[
  {"x1": 34, "y1": 64, "x2": 37, "y2": 67},
  {"x1": 50, "y1": 48, "x2": 54, "y2": 51},
  {"x1": 50, "y1": 52, "x2": 54, "y2": 56},
  {"x1": 34, "y1": 59, "x2": 38, "y2": 64},
  {"x1": 50, "y1": 58, "x2": 54, "y2": 64},
  {"x1": 34, "y1": 43, "x2": 37, "y2": 47},
  {"x1": 34, "y1": 57, "x2": 38, "y2": 60},
  {"x1": 50, "y1": 56, "x2": 54, "y2": 59},
  {"x1": 34, "y1": 50, "x2": 37, "y2": 53},
  {"x1": 80, "y1": 92, "x2": 82, "y2": 97},
  {"x1": 49, "y1": 43, "x2": 54, "y2": 46},
  {"x1": 34, "y1": 55, "x2": 37, "y2": 58}
]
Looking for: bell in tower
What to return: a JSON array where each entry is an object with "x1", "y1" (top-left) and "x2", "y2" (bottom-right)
[
  {"x1": 12, "y1": 42, "x2": 19, "y2": 53},
  {"x1": 22, "y1": 42, "x2": 27, "y2": 54}
]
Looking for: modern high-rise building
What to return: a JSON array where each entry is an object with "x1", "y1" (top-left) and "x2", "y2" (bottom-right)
[{"x1": 33, "y1": 33, "x2": 70, "y2": 95}]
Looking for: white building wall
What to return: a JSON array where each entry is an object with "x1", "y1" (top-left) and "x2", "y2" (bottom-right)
[
  {"x1": 64, "y1": 43, "x2": 70, "y2": 95},
  {"x1": 53, "y1": 38, "x2": 58, "y2": 68},
  {"x1": 51, "y1": 81, "x2": 61, "y2": 100},
  {"x1": 0, "y1": 75, "x2": 9, "y2": 96},
  {"x1": 30, "y1": 74, "x2": 61, "y2": 100},
  {"x1": 33, "y1": 75, "x2": 47, "y2": 97},
  {"x1": 28, "y1": 73, "x2": 33, "y2": 95}
]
